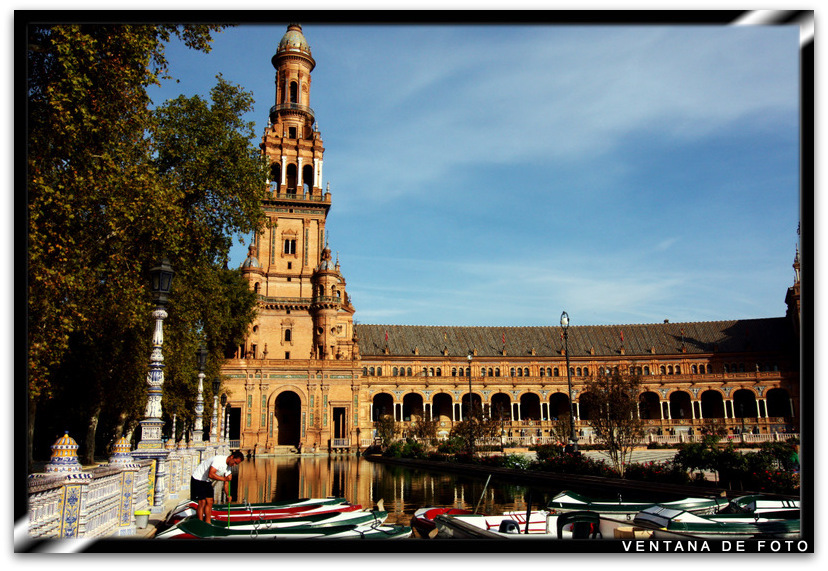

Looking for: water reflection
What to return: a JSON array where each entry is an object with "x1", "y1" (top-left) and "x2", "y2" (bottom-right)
[{"x1": 233, "y1": 455, "x2": 554, "y2": 527}]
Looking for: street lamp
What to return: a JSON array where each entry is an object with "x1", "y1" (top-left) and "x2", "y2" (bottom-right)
[
  {"x1": 211, "y1": 376, "x2": 221, "y2": 443},
  {"x1": 137, "y1": 258, "x2": 175, "y2": 448},
  {"x1": 467, "y1": 351, "x2": 473, "y2": 457},
  {"x1": 193, "y1": 344, "x2": 207, "y2": 446},
  {"x1": 560, "y1": 311, "x2": 578, "y2": 451},
  {"x1": 221, "y1": 393, "x2": 229, "y2": 444}
]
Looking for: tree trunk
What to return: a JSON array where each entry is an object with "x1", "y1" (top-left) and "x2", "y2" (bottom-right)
[
  {"x1": 111, "y1": 410, "x2": 129, "y2": 442},
  {"x1": 28, "y1": 398, "x2": 37, "y2": 468},
  {"x1": 82, "y1": 404, "x2": 102, "y2": 465}
]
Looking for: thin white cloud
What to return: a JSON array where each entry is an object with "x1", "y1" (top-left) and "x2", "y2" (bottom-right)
[{"x1": 322, "y1": 25, "x2": 796, "y2": 205}]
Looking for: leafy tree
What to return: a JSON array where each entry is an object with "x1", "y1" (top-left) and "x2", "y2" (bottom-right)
[
  {"x1": 449, "y1": 406, "x2": 500, "y2": 457},
  {"x1": 579, "y1": 368, "x2": 646, "y2": 477},
  {"x1": 374, "y1": 414, "x2": 399, "y2": 446},
  {"x1": 549, "y1": 412, "x2": 572, "y2": 445},
  {"x1": 408, "y1": 414, "x2": 439, "y2": 446},
  {"x1": 27, "y1": 24, "x2": 268, "y2": 463}
]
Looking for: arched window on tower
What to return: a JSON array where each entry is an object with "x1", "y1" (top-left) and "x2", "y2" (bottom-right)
[
  {"x1": 289, "y1": 81, "x2": 298, "y2": 104},
  {"x1": 303, "y1": 164, "x2": 314, "y2": 194},
  {"x1": 285, "y1": 329, "x2": 292, "y2": 342}
]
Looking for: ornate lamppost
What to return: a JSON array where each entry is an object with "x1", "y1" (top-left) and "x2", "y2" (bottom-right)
[
  {"x1": 193, "y1": 344, "x2": 208, "y2": 447},
  {"x1": 137, "y1": 258, "x2": 174, "y2": 448},
  {"x1": 211, "y1": 376, "x2": 221, "y2": 449},
  {"x1": 221, "y1": 393, "x2": 229, "y2": 446},
  {"x1": 467, "y1": 351, "x2": 474, "y2": 457},
  {"x1": 560, "y1": 311, "x2": 578, "y2": 451},
  {"x1": 132, "y1": 258, "x2": 174, "y2": 509}
]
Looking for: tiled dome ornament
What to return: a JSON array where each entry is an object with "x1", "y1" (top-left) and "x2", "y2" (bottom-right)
[
  {"x1": 45, "y1": 432, "x2": 86, "y2": 476},
  {"x1": 108, "y1": 437, "x2": 139, "y2": 468}
]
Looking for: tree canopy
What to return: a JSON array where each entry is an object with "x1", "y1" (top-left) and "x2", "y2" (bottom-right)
[
  {"x1": 579, "y1": 368, "x2": 646, "y2": 477},
  {"x1": 27, "y1": 24, "x2": 268, "y2": 463}
]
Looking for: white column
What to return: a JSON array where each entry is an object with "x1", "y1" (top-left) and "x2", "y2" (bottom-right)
[
  {"x1": 280, "y1": 155, "x2": 287, "y2": 186},
  {"x1": 297, "y1": 157, "x2": 303, "y2": 189}
]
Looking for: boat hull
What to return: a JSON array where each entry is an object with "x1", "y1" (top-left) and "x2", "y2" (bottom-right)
[{"x1": 159, "y1": 517, "x2": 411, "y2": 540}]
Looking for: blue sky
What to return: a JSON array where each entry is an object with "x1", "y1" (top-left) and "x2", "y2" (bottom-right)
[{"x1": 149, "y1": 21, "x2": 800, "y2": 328}]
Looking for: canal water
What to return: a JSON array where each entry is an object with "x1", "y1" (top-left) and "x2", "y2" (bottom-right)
[{"x1": 231, "y1": 455, "x2": 562, "y2": 530}]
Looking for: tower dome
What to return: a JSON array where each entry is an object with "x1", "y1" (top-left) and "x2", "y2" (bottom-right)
[
  {"x1": 278, "y1": 24, "x2": 312, "y2": 56},
  {"x1": 241, "y1": 243, "x2": 261, "y2": 269}
]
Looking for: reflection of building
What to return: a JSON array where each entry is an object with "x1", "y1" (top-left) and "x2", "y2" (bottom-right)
[{"x1": 220, "y1": 25, "x2": 800, "y2": 454}]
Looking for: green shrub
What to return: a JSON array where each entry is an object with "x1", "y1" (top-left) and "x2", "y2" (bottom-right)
[
  {"x1": 534, "y1": 452, "x2": 618, "y2": 478},
  {"x1": 534, "y1": 443, "x2": 564, "y2": 462},
  {"x1": 436, "y1": 436, "x2": 467, "y2": 455},
  {"x1": 479, "y1": 453, "x2": 532, "y2": 470},
  {"x1": 622, "y1": 460, "x2": 692, "y2": 485}
]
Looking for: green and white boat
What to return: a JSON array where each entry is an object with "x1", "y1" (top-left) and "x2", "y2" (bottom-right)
[
  {"x1": 634, "y1": 505, "x2": 800, "y2": 539},
  {"x1": 547, "y1": 490, "x2": 726, "y2": 521}
]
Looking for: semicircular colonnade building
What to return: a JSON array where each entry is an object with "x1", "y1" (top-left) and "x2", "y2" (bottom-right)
[{"x1": 219, "y1": 24, "x2": 801, "y2": 454}]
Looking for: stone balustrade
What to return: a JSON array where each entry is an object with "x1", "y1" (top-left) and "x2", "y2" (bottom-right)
[{"x1": 27, "y1": 432, "x2": 228, "y2": 539}]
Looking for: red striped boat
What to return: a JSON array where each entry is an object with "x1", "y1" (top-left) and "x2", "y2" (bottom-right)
[{"x1": 164, "y1": 497, "x2": 352, "y2": 525}]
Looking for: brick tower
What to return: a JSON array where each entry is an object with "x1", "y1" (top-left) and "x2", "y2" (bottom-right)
[{"x1": 228, "y1": 24, "x2": 360, "y2": 453}]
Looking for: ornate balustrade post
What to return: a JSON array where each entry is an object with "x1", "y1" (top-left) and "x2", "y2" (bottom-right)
[
  {"x1": 132, "y1": 258, "x2": 175, "y2": 511},
  {"x1": 28, "y1": 433, "x2": 92, "y2": 538},
  {"x1": 107, "y1": 437, "x2": 141, "y2": 536}
]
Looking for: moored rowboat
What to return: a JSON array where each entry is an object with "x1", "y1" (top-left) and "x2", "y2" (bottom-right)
[
  {"x1": 634, "y1": 505, "x2": 801, "y2": 539},
  {"x1": 164, "y1": 497, "x2": 351, "y2": 525},
  {"x1": 158, "y1": 517, "x2": 412, "y2": 540},
  {"x1": 546, "y1": 490, "x2": 727, "y2": 521},
  {"x1": 156, "y1": 509, "x2": 388, "y2": 538},
  {"x1": 410, "y1": 507, "x2": 473, "y2": 538}
]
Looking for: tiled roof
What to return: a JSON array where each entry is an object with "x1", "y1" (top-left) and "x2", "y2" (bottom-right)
[{"x1": 355, "y1": 318, "x2": 794, "y2": 358}]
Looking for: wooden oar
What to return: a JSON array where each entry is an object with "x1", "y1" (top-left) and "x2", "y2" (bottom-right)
[{"x1": 475, "y1": 475, "x2": 492, "y2": 514}]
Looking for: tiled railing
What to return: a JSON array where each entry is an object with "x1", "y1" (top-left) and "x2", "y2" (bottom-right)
[{"x1": 27, "y1": 435, "x2": 229, "y2": 539}]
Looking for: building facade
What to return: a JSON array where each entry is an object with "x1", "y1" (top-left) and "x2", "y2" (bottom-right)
[{"x1": 220, "y1": 25, "x2": 801, "y2": 454}]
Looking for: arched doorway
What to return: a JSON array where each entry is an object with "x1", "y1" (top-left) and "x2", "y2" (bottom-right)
[
  {"x1": 578, "y1": 391, "x2": 596, "y2": 421},
  {"x1": 431, "y1": 393, "x2": 453, "y2": 425},
  {"x1": 639, "y1": 391, "x2": 661, "y2": 420},
  {"x1": 669, "y1": 391, "x2": 692, "y2": 422},
  {"x1": 461, "y1": 392, "x2": 482, "y2": 420},
  {"x1": 520, "y1": 393, "x2": 541, "y2": 421},
  {"x1": 402, "y1": 393, "x2": 424, "y2": 421},
  {"x1": 372, "y1": 393, "x2": 394, "y2": 421},
  {"x1": 766, "y1": 388, "x2": 792, "y2": 418},
  {"x1": 733, "y1": 389, "x2": 758, "y2": 419},
  {"x1": 274, "y1": 391, "x2": 302, "y2": 446},
  {"x1": 549, "y1": 392, "x2": 570, "y2": 420},
  {"x1": 490, "y1": 393, "x2": 511, "y2": 421},
  {"x1": 700, "y1": 390, "x2": 725, "y2": 419}
]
